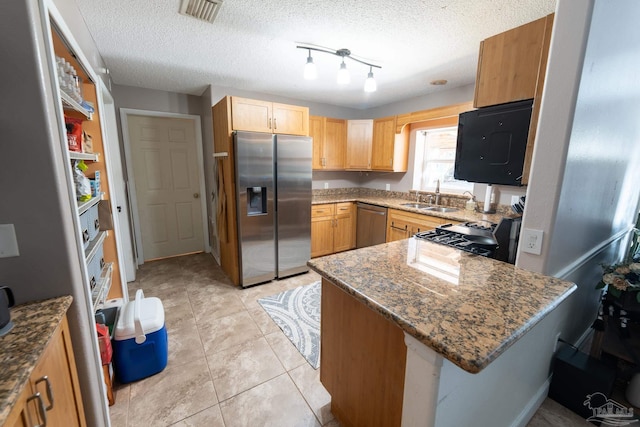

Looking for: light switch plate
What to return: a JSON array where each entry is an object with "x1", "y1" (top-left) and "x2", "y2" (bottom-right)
[
  {"x1": 521, "y1": 228, "x2": 543, "y2": 255},
  {"x1": 386, "y1": 184, "x2": 391, "y2": 191},
  {"x1": 0, "y1": 224, "x2": 20, "y2": 258}
]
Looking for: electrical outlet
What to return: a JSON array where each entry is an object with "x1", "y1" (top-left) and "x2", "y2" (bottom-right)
[
  {"x1": 386, "y1": 184, "x2": 391, "y2": 191},
  {"x1": 521, "y1": 228, "x2": 543, "y2": 255},
  {"x1": 0, "y1": 224, "x2": 20, "y2": 258},
  {"x1": 553, "y1": 332, "x2": 562, "y2": 353},
  {"x1": 324, "y1": 182, "x2": 329, "y2": 189}
]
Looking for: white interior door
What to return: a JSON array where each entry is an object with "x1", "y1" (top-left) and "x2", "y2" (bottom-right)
[
  {"x1": 99, "y1": 83, "x2": 136, "y2": 283},
  {"x1": 127, "y1": 114, "x2": 205, "y2": 260}
]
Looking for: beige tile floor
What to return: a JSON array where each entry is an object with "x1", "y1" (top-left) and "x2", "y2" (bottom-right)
[{"x1": 109, "y1": 253, "x2": 589, "y2": 427}]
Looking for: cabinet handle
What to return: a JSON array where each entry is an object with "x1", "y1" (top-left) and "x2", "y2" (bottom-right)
[
  {"x1": 273, "y1": 117, "x2": 277, "y2": 130},
  {"x1": 27, "y1": 392, "x2": 47, "y2": 427},
  {"x1": 390, "y1": 222, "x2": 407, "y2": 231},
  {"x1": 35, "y1": 376, "x2": 54, "y2": 411},
  {"x1": 322, "y1": 158, "x2": 326, "y2": 167},
  {"x1": 268, "y1": 117, "x2": 272, "y2": 129},
  {"x1": 390, "y1": 158, "x2": 393, "y2": 167}
]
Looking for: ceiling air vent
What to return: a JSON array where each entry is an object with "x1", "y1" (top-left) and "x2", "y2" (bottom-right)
[{"x1": 179, "y1": 0, "x2": 223, "y2": 23}]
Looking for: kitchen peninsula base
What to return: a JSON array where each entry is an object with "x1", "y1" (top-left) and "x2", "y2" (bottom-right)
[{"x1": 322, "y1": 277, "x2": 572, "y2": 427}]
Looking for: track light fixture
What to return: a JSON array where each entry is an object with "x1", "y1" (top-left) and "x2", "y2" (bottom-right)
[{"x1": 297, "y1": 45, "x2": 381, "y2": 92}]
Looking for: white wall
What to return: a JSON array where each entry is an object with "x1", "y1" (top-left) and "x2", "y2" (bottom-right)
[{"x1": 520, "y1": 0, "x2": 640, "y2": 341}]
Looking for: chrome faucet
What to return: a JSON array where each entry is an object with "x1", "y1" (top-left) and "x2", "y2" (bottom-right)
[
  {"x1": 416, "y1": 191, "x2": 421, "y2": 203},
  {"x1": 435, "y1": 179, "x2": 441, "y2": 205}
]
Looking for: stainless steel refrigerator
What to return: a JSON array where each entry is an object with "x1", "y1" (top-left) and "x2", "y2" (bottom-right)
[{"x1": 234, "y1": 131, "x2": 312, "y2": 287}]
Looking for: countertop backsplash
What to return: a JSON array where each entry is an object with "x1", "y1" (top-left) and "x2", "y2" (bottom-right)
[{"x1": 312, "y1": 187, "x2": 514, "y2": 216}]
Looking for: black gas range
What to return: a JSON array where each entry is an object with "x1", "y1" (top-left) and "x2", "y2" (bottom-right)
[{"x1": 414, "y1": 218, "x2": 522, "y2": 264}]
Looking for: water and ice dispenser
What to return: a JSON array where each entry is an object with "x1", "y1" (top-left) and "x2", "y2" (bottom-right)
[{"x1": 247, "y1": 187, "x2": 267, "y2": 216}]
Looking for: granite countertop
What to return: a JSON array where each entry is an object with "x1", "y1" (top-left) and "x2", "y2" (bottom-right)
[
  {"x1": 0, "y1": 296, "x2": 73, "y2": 423},
  {"x1": 307, "y1": 239, "x2": 576, "y2": 373},
  {"x1": 312, "y1": 194, "x2": 509, "y2": 224}
]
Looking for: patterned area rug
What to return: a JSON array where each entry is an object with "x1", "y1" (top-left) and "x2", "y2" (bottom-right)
[{"x1": 258, "y1": 281, "x2": 321, "y2": 369}]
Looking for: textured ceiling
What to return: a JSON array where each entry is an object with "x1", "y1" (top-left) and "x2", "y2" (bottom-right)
[{"x1": 73, "y1": 0, "x2": 556, "y2": 109}]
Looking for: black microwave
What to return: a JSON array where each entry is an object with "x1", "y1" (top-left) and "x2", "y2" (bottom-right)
[{"x1": 454, "y1": 99, "x2": 533, "y2": 186}]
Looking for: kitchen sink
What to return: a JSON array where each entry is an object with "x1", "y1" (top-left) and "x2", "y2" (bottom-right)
[
  {"x1": 421, "y1": 206, "x2": 459, "y2": 213},
  {"x1": 400, "y1": 203, "x2": 432, "y2": 209}
]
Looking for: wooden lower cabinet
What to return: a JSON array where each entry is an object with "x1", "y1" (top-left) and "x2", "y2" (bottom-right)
[
  {"x1": 5, "y1": 384, "x2": 38, "y2": 427},
  {"x1": 311, "y1": 203, "x2": 355, "y2": 257},
  {"x1": 386, "y1": 208, "x2": 451, "y2": 242},
  {"x1": 321, "y1": 278, "x2": 406, "y2": 427},
  {"x1": 4, "y1": 315, "x2": 86, "y2": 427}
]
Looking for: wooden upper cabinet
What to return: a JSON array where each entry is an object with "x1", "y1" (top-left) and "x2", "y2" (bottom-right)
[
  {"x1": 230, "y1": 97, "x2": 272, "y2": 133},
  {"x1": 324, "y1": 118, "x2": 346, "y2": 169},
  {"x1": 474, "y1": 15, "x2": 551, "y2": 108},
  {"x1": 272, "y1": 102, "x2": 309, "y2": 135},
  {"x1": 371, "y1": 116, "x2": 409, "y2": 172},
  {"x1": 310, "y1": 116, "x2": 346, "y2": 170},
  {"x1": 309, "y1": 116, "x2": 325, "y2": 170},
  {"x1": 230, "y1": 96, "x2": 309, "y2": 136},
  {"x1": 346, "y1": 119, "x2": 373, "y2": 170}
]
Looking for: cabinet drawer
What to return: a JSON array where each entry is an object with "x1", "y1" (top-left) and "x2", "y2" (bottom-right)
[
  {"x1": 87, "y1": 203, "x2": 100, "y2": 241},
  {"x1": 79, "y1": 210, "x2": 91, "y2": 250},
  {"x1": 312, "y1": 204, "x2": 335, "y2": 218},
  {"x1": 335, "y1": 202, "x2": 353, "y2": 217}
]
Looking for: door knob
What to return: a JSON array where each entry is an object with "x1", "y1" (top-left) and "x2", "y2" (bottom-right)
[{"x1": 194, "y1": 193, "x2": 200, "y2": 199}]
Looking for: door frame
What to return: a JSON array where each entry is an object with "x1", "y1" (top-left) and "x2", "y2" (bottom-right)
[{"x1": 120, "y1": 108, "x2": 210, "y2": 264}]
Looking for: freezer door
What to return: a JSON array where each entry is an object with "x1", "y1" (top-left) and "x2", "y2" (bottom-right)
[
  {"x1": 234, "y1": 132, "x2": 276, "y2": 286},
  {"x1": 275, "y1": 134, "x2": 312, "y2": 278}
]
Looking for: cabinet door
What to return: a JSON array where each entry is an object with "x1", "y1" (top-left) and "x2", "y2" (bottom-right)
[
  {"x1": 324, "y1": 118, "x2": 347, "y2": 170},
  {"x1": 474, "y1": 16, "x2": 548, "y2": 108},
  {"x1": 311, "y1": 204, "x2": 335, "y2": 258},
  {"x1": 272, "y1": 103, "x2": 309, "y2": 136},
  {"x1": 371, "y1": 116, "x2": 396, "y2": 171},
  {"x1": 333, "y1": 203, "x2": 355, "y2": 252},
  {"x1": 410, "y1": 215, "x2": 444, "y2": 235},
  {"x1": 387, "y1": 216, "x2": 410, "y2": 242},
  {"x1": 346, "y1": 120, "x2": 373, "y2": 170},
  {"x1": 309, "y1": 116, "x2": 325, "y2": 170},
  {"x1": 231, "y1": 97, "x2": 273, "y2": 132},
  {"x1": 5, "y1": 383, "x2": 40, "y2": 427},
  {"x1": 30, "y1": 317, "x2": 85, "y2": 427},
  {"x1": 311, "y1": 216, "x2": 335, "y2": 258}
]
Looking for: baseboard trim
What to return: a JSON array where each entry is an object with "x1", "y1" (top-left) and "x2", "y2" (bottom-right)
[{"x1": 511, "y1": 377, "x2": 552, "y2": 427}]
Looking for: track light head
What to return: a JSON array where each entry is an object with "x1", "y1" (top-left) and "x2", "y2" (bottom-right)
[
  {"x1": 297, "y1": 45, "x2": 380, "y2": 92},
  {"x1": 337, "y1": 60, "x2": 350, "y2": 84},
  {"x1": 303, "y1": 50, "x2": 317, "y2": 80},
  {"x1": 364, "y1": 67, "x2": 377, "y2": 93}
]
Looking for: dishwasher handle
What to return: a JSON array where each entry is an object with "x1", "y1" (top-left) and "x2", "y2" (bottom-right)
[{"x1": 356, "y1": 203, "x2": 387, "y2": 216}]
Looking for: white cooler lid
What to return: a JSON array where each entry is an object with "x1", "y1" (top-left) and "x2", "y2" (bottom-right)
[{"x1": 114, "y1": 296, "x2": 165, "y2": 341}]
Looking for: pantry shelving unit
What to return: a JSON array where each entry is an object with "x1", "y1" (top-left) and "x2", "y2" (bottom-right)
[
  {"x1": 51, "y1": 24, "x2": 123, "y2": 304},
  {"x1": 42, "y1": 4, "x2": 127, "y2": 415}
]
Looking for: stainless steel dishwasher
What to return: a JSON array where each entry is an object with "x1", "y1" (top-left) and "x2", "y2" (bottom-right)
[{"x1": 356, "y1": 203, "x2": 387, "y2": 248}]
